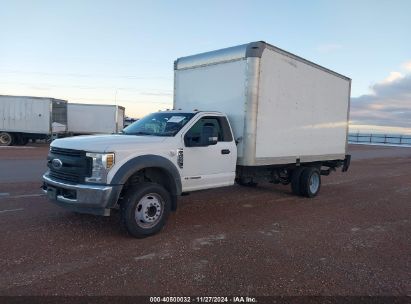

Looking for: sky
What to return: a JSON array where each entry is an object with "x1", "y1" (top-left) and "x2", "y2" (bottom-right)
[{"x1": 1, "y1": 0, "x2": 410, "y2": 133}]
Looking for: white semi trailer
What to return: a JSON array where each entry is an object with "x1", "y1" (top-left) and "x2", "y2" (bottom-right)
[
  {"x1": 0, "y1": 95, "x2": 67, "y2": 146},
  {"x1": 67, "y1": 103, "x2": 125, "y2": 135},
  {"x1": 42, "y1": 41, "x2": 351, "y2": 238}
]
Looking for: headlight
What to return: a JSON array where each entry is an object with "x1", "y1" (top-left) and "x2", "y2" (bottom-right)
[{"x1": 85, "y1": 152, "x2": 115, "y2": 183}]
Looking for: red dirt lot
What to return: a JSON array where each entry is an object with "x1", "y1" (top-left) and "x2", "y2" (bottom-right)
[{"x1": 0, "y1": 144, "x2": 410, "y2": 296}]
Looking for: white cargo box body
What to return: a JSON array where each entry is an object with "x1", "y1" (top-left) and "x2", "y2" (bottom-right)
[
  {"x1": 67, "y1": 103, "x2": 125, "y2": 134},
  {"x1": 0, "y1": 95, "x2": 67, "y2": 134},
  {"x1": 174, "y1": 41, "x2": 351, "y2": 166}
]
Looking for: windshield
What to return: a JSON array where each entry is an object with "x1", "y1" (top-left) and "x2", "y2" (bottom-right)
[{"x1": 123, "y1": 112, "x2": 196, "y2": 136}]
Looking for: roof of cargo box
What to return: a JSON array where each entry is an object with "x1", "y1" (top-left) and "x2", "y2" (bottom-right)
[
  {"x1": 69, "y1": 103, "x2": 125, "y2": 110},
  {"x1": 0, "y1": 94, "x2": 68, "y2": 102},
  {"x1": 174, "y1": 41, "x2": 351, "y2": 81}
]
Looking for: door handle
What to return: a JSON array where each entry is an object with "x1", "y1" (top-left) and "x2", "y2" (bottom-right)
[{"x1": 221, "y1": 149, "x2": 230, "y2": 154}]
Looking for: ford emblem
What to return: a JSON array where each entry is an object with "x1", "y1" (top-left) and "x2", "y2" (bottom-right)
[{"x1": 51, "y1": 158, "x2": 63, "y2": 169}]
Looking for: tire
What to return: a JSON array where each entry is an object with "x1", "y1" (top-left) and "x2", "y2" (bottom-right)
[
  {"x1": 291, "y1": 167, "x2": 305, "y2": 195},
  {"x1": 18, "y1": 136, "x2": 29, "y2": 146},
  {"x1": 14, "y1": 134, "x2": 28, "y2": 146},
  {"x1": 299, "y1": 167, "x2": 321, "y2": 198},
  {"x1": 120, "y1": 182, "x2": 171, "y2": 238},
  {"x1": 0, "y1": 132, "x2": 13, "y2": 146}
]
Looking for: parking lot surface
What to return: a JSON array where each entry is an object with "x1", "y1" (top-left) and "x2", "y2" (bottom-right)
[{"x1": 0, "y1": 144, "x2": 410, "y2": 296}]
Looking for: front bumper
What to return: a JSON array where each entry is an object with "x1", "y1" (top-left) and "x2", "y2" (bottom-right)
[{"x1": 42, "y1": 174, "x2": 122, "y2": 216}]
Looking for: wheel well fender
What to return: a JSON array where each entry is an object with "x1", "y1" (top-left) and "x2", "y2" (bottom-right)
[{"x1": 110, "y1": 155, "x2": 182, "y2": 196}]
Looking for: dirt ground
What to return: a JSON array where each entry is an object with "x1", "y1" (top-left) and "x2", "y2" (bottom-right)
[{"x1": 0, "y1": 143, "x2": 410, "y2": 296}]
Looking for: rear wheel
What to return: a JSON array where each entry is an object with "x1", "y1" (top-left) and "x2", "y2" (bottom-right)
[
  {"x1": 14, "y1": 134, "x2": 28, "y2": 146},
  {"x1": 0, "y1": 132, "x2": 13, "y2": 146},
  {"x1": 120, "y1": 182, "x2": 171, "y2": 238},
  {"x1": 300, "y1": 167, "x2": 321, "y2": 198}
]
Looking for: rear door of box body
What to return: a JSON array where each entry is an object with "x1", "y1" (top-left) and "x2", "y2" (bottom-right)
[{"x1": 51, "y1": 99, "x2": 67, "y2": 133}]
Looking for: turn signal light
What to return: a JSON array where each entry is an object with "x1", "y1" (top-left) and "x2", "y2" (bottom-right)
[{"x1": 106, "y1": 154, "x2": 115, "y2": 169}]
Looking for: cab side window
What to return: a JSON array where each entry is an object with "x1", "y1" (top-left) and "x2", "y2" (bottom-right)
[{"x1": 184, "y1": 116, "x2": 232, "y2": 146}]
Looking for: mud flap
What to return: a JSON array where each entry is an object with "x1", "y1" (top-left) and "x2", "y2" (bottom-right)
[{"x1": 342, "y1": 154, "x2": 351, "y2": 172}]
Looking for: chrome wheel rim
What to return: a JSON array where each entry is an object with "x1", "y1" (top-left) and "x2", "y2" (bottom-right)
[
  {"x1": 134, "y1": 193, "x2": 164, "y2": 228},
  {"x1": 309, "y1": 172, "x2": 320, "y2": 194}
]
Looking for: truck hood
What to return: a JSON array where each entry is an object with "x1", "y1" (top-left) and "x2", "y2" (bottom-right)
[{"x1": 51, "y1": 134, "x2": 168, "y2": 152}]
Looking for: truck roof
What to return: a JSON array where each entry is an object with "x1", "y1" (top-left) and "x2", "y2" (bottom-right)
[
  {"x1": 161, "y1": 109, "x2": 225, "y2": 116},
  {"x1": 174, "y1": 41, "x2": 350, "y2": 81}
]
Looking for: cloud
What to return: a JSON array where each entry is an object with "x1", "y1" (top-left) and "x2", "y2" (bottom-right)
[
  {"x1": 380, "y1": 71, "x2": 404, "y2": 84},
  {"x1": 316, "y1": 43, "x2": 342, "y2": 53},
  {"x1": 402, "y1": 60, "x2": 411, "y2": 72},
  {"x1": 350, "y1": 70, "x2": 411, "y2": 130}
]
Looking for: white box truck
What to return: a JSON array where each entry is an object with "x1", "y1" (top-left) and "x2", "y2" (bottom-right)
[
  {"x1": 0, "y1": 95, "x2": 67, "y2": 146},
  {"x1": 42, "y1": 41, "x2": 351, "y2": 238},
  {"x1": 67, "y1": 103, "x2": 125, "y2": 135}
]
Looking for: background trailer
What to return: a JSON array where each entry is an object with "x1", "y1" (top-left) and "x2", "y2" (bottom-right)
[
  {"x1": 0, "y1": 95, "x2": 67, "y2": 146},
  {"x1": 67, "y1": 103, "x2": 125, "y2": 135}
]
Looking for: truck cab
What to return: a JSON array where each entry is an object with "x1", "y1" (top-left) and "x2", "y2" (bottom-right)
[{"x1": 43, "y1": 110, "x2": 237, "y2": 237}]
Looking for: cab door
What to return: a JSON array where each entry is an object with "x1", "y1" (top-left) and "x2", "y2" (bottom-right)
[{"x1": 181, "y1": 115, "x2": 237, "y2": 192}]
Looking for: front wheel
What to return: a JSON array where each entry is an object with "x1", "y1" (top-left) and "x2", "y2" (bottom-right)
[{"x1": 120, "y1": 182, "x2": 171, "y2": 238}]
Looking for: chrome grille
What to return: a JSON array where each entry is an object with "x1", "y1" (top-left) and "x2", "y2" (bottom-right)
[{"x1": 48, "y1": 147, "x2": 90, "y2": 183}]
